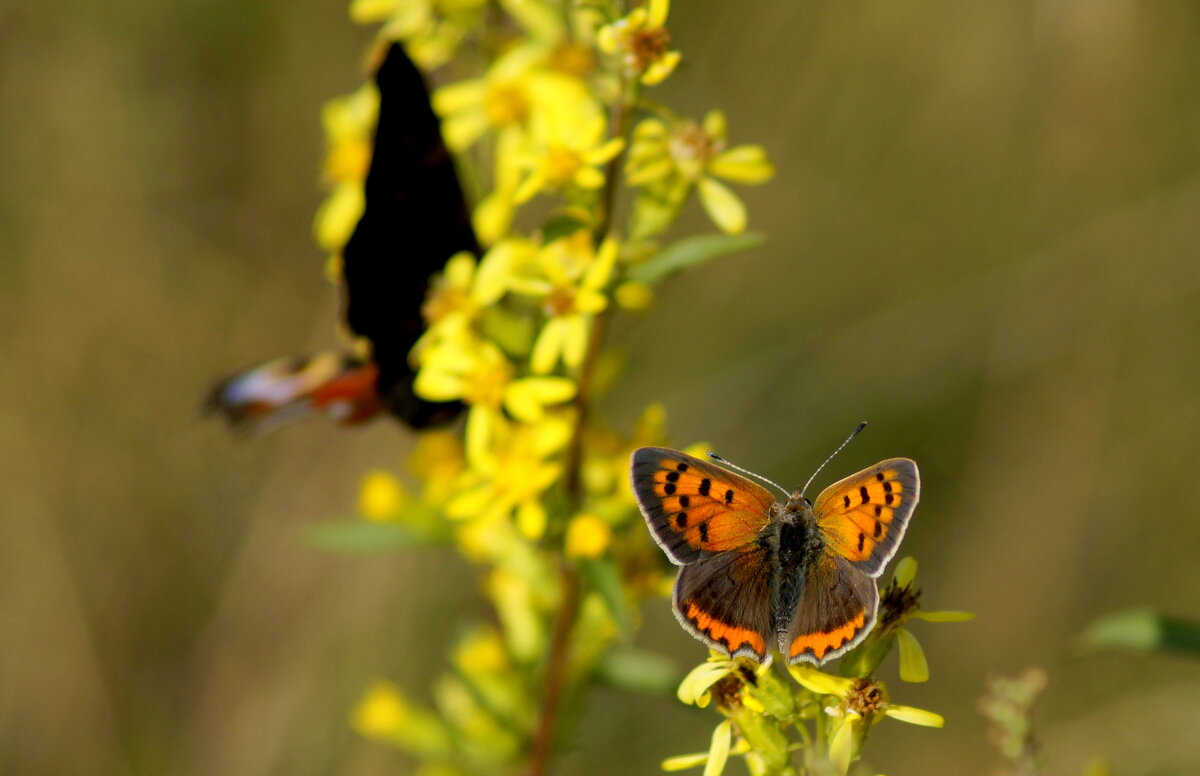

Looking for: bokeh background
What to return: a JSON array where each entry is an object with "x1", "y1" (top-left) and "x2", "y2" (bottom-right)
[{"x1": 4, "y1": 1, "x2": 1200, "y2": 774}]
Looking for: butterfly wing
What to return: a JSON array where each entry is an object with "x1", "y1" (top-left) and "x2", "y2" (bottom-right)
[
  {"x1": 812, "y1": 458, "x2": 919, "y2": 577},
  {"x1": 674, "y1": 544, "x2": 773, "y2": 662},
  {"x1": 779, "y1": 553, "x2": 878, "y2": 664},
  {"x1": 630, "y1": 447, "x2": 776, "y2": 565}
]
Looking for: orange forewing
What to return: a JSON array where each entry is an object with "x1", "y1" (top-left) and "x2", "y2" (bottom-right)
[
  {"x1": 630, "y1": 447, "x2": 774, "y2": 565},
  {"x1": 812, "y1": 458, "x2": 919, "y2": 577}
]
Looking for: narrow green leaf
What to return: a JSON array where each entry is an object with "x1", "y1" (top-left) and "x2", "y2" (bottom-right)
[
  {"x1": 1079, "y1": 609, "x2": 1200, "y2": 656},
  {"x1": 595, "y1": 648, "x2": 683, "y2": 696},
  {"x1": 541, "y1": 212, "x2": 589, "y2": 243},
  {"x1": 302, "y1": 512, "x2": 448, "y2": 555},
  {"x1": 627, "y1": 232, "x2": 766, "y2": 284}
]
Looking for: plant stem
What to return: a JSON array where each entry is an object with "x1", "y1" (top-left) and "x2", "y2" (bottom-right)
[
  {"x1": 528, "y1": 565, "x2": 580, "y2": 776},
  {"x1": 528, "y1": 65, "x2": 637, "y2": 776}
]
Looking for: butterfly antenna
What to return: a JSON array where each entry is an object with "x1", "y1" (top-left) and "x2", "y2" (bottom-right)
[
  {"x1": 800, "y1": 421, "x2": 868, "y2": 496},
  {"x1": 706, "y1": 452, "x2": 790, "y2": 498}
]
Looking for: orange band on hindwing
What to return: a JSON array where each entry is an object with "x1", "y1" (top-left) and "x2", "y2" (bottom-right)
[
  {"x1": 787, "y1": 610, "x2": 867, "y2": 661},
  {"x1": 684, "y1": 602, "x2": 768, "y2": 658}
]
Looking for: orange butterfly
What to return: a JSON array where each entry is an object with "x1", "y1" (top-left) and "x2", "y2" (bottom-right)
[{"x1": 630, "y1": 433, "x2": 918, "y2": 665}]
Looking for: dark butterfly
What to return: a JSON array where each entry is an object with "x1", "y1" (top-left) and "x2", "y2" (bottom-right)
[{"x1": 207, "y1": 43, "x2": 475, "y2": 434}]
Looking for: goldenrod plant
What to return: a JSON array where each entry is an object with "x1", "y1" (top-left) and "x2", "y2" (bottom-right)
[{"x1": 304, "y1": 2, "x2": 986, "y2": 774}]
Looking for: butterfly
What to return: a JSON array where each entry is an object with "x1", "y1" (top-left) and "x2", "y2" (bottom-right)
[
  {"x1": 206, "y1": 43, "x2": 473, "y2": 435},
  {"x1": 630, "y1": 439, "x2": 918, "y2": 665}
]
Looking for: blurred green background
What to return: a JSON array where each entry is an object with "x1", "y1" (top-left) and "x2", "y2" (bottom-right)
[{"x1": 4, "y1": 1, "x2": 1200, "y2": 774}]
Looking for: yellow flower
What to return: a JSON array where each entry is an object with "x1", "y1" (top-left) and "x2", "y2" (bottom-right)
[
  {"x1": 445, "y1": 415, "x2": 572, "y2": 538},
  {"x1": 434, "y1": 52, "x2": 594, "y2": 241},
  {"x1": 513, "y1": 111, "x2": 624, "y2": 203},
  {"x1": 352, "y1": 680, "x2": 453, "y2": 756},
  {"x1": 414, "y1": 337, "x2": 576, "y2": 462},
  {"x1": 419, "y1": 242, "x2": 523, "y2": 345},
  {"x1": 626, "y1": 111, "x2": 774, "y2": 234},
  {"x1": 408, "y1": 430, "x2": 466, "y2": 506},
  {"x1": 499, "y1": 0, "x2": 599, "y2": 78},
  {"x1": 875, "y1": 557, "x2": 975, "y2": 682},
  {"x1": 434, "y1": 47, "x2": 592, "y2": 153},
  {"x1": 598, "y1": 0, "x2": 681, "y2": 86},
  {"x1": 352, "y1": 0, "x2": 486, "y2": 69},
  {"x1": 359, "y1": 469, "x2": 408, "y2": 521},
  {"x1": 353, "y1": 680, "x2": 409, "y2": 738},
  {"x1": 564, "y1": 513, "x2": 612, "y2": 558},
  {"x1": 320, "y1": 84, "x2": 378, "y2": 185},
  {"x1": 788, "y1": 665, "x2": 943, "y2": 775},
  {"x1": 676, "y1": 657, "x2": 738, "y2": 709},
  {"x1": 313, "y1": 84, "x2": 379, "y2": 252},
  {"x1": 509, "y1": 232, "x2": 618, "y2": 374}
]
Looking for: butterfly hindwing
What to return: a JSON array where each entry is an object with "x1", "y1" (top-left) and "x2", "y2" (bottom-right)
[
  {"x1": 674, "y1": 543, "x2": 773, "y2": 662},
  {"x1": 630, "y1": 447, "x2": 775, "y2": 565},
  {"x1": 779, "y1": 553, "x2": 878, "y2": 665},
  {"x1": 812, "y1": 458, "x2": 919, "y2": 577}
]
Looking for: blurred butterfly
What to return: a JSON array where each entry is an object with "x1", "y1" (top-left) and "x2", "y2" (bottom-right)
[
  {"x1": 630, "y1": 425, "x2": 919, "y2": 665},
  {"x1": 207, "y1": 42, "x2": 475, "y2": 434}
]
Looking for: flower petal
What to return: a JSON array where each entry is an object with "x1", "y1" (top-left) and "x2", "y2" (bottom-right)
[
  {"x1": 703, "y1": 719, "x2": 732, "y2": 776},
  {"x1": 702, "y1": 110, "x2": 727, "y2": 140},
  {"x1": 561, "y1": 316, "x2": 590, "y2": 368},
  {"x1": 697, "y1": 176, "x2": 747, "y2": 234},
  {"x1": 884, "y1": 704, "x2": 944, "y2": 728},
  {"x1": 828, "y1": 717, "x2": 857, "y2": 775},
  {"x1": 616, "y1": 280, "x2": 655, "y2": 310},
  {"x1": 432, "y1": 79, "x2": 487, "y2": 115},
  {"x1": 518, "y1": 376, "x2": 577, "y2": 404},
  {"x1": 641, "y1": 50, "x2": 681, "y2": 85},
  {"x1": 583, "y1": 137, "x2": 626, "y2": 165},
  {"x1": 896, "y1": 628, "x2": 930, "y2": 683},
  {"x1": 661, "y1": 752, "x2": 711, "y2": 771},
  {"x1": 894, "y1": 556, "x2": 918, "y2": 588},
  {"x1": 626, "y1": 157, "x2": 675, "y2": 185},
  {"x1": 677, "y1": 661, "x2": 734, "y2": 706},
  {"x1": 442, "y1": 109, "x2": 490, "y2": 152},
  {"x1": 530, "y1": 318, "x2": 568, "y2": 374},
  {"x1": 787, "y1": 664, "x2": 853, "y2": 696},
  {"x1": 517, "y1": 499, "x2": 547, "y2": 540},
  {"x1": 573, "y1": 165, "x2": 606, "y2": 189},
  {"x1": 708, "y1": 145, "x2": 775, "y2": 184},
  {"x1": 648, "y1": 0, "x2": 671, "y2": 28}
]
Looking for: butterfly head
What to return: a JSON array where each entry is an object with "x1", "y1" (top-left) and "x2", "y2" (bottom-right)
[{"x1": 786, "y1": 491, "x2": 813, "y2": 509}]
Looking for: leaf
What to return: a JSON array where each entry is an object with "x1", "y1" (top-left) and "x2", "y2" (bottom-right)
[
  {"x1": 627, "y1": 232, "x2": 766, "y2": 284},
  {"x1": 541, "y1": 212, "x2": 589, "y2": 243},
  {"x1": 1079, "y1": 609, "x2": 1200, "y2": 656},
  {"x1": 580, "y1": 557, "x2": 632, "y2": 639},
  {"x1": 595, "y1": 648, "x2": 683, "y2": 696},
  {"x1": 303, "y1": 510, "x2": 449, "y2": 555}
]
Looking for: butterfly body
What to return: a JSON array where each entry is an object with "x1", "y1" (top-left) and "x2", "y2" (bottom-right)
[{"x1": 631, "y1": 447, "x2": 919, "y2": 665}]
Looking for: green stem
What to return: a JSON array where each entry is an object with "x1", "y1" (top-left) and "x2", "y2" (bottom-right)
[{"x1": 528, "y1": 62, "x2": 638, "y2": 776}]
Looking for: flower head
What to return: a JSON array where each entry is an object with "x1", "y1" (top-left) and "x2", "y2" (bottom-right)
[
  {"x1": 843, "y1": 557, "x2": 975, "y2": 682},
  {"x1": 598, "y1": 0, "x2": 681, "y2": 85},
  {"x1": 513, "y1": 111, "x2": 624, "y2": 204},
  {"x1": 509, "y1": 232, "x2": 618, "y2": 374},
  {"x1": 414, "y1": 337, "x2": 575, "y2": 461},
  {"x1": 627, "y1": 111, "x2": 774, "y2": 235}
]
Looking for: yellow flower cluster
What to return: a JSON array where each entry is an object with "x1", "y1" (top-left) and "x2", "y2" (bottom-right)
[
  {"x1": 666, "y1": 558, "x2": 973, "y2": 776},
  {"x1": 305, "y1": 4, "x2": 1005, "y2": 776}
]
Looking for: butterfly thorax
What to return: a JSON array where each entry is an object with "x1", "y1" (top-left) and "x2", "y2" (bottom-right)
[{"x1": 767, "y1": 496, "x2": 825, "y2": 636}]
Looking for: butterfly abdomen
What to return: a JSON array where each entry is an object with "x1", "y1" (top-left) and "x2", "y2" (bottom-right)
[{"x1": 772, "y1": 516, "x2": 824, "y2": 634}]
